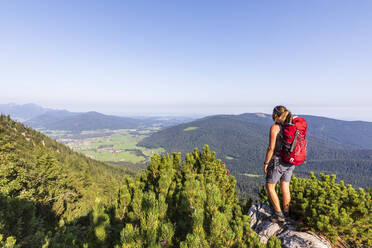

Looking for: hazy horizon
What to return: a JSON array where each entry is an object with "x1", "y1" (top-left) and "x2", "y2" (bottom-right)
[
  {"x1": 1, "y1": 1, "x2": 371, "y2": 121},
  {"x1": 1, "y1": 101, "x2": 371, "y2": 122}
]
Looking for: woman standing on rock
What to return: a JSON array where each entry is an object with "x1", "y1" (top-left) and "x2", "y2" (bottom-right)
[{"x1": 263, "y1": 105, "x2": 296, "y2": 222}]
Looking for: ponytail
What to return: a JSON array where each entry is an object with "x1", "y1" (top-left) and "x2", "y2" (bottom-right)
[{"x1": 272, "y1": 106, "x2": 293, "y2": 124}]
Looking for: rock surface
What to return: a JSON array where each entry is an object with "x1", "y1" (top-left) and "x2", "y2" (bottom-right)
[{"x1": 248, "y1": 203, "x2": 331, "y2": 248}]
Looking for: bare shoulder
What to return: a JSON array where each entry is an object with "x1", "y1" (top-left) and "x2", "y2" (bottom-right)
[{"x1": 270, "y1": 123, "x2": 280, "y2": 134}]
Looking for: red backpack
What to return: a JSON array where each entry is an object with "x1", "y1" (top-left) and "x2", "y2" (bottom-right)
[{"x1": 279, "y1": 116, "x2": 307, "y2": 166}]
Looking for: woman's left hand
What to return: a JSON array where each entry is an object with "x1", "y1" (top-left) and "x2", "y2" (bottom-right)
[{"x1": 264, "y1": 164, "x2": 268, "y2": 174}]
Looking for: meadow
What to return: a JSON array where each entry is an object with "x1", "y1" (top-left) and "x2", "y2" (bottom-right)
[{"x1": 44, "y1": 128, "x2": 165, "y2": 164}]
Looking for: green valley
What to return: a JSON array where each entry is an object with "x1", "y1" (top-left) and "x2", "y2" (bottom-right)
[{"x1": 41, "y1": 128, "x2": 165, "y2": 169}]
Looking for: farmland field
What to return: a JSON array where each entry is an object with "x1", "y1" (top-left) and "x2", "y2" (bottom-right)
[{"x1": 43, "y1": 128, "x2": 165, "y2": 165}]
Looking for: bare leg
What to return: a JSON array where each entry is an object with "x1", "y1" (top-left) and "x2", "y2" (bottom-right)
[
  {"x1": 266, "y1": 183, "x2": 281, "y2": 212},
  {"x1": 280, "y1": 180, "x2": 291, "y2": 213}
]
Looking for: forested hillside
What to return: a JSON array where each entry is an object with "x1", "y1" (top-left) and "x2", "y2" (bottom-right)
[
  {"x1": 138, "y1": 113, "x2": 372, "y2": 197},
  {"x1": 0, "y1": 114, "x2": 129, "y2": 246}
]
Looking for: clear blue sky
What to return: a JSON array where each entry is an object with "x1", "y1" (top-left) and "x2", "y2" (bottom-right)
[{"x1": 1, "y1": 0, "x2": 371, "y2": 120}]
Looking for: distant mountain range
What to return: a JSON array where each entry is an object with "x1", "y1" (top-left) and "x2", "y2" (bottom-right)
[
  {"x1": 1, "y1": 103, "x2": 195, "y2": 131},
  {"x1": 138, "y1": 113, "x2": 372, "y2": 195},
  {"x1": 27, "y1": 111, "x2": 140, "y2": 131},
  {"x1": 0, "y1": 103, "x2": 51, "y2": 122}
]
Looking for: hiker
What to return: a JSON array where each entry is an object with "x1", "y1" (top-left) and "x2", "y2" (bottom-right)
[{"x1": 263, "y1": 105, "x2": 307, "y2": 222}]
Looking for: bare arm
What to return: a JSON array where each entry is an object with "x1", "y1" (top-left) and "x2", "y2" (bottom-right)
[{"x1": 264, "y1": 124, "x2": 280, "y2": 174}]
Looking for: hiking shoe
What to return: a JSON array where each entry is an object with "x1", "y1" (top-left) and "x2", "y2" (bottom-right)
[{"x1": 271, "y1": 211, "x2": 285, "y2": 223}]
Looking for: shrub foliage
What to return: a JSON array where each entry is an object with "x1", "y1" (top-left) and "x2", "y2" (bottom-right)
[
  {"x1": 260, "y1": 172, "x2": 372, "y2": 247},
  {"x1": 110, "y1": 146, "x2": 271, "y2": 248}
]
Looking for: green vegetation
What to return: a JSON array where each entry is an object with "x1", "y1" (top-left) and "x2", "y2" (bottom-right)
[
  {"x1": 1, "y1": 114, "x2": 371, "y2": 247},
  {"x1": 0, "y1": 115, "x2": 280, "y2": 247},
  {"x1": 0, "y1": 234, "x2": 18, "y2": 248},
  {"x1": 259, "y1": 173, "x2": 372, "y2": 247},
  {"x1": 106, "y1": 146, "x2": 277, "y2": 247},
  {"x1": 82, "y1": 149, "x2": 145, "y2": 163},
  {"x1": 183, "y1": 126, "x2": 199, "y2": 131},
  {"x1": 139, "y1": 114, "x2": 372, "y2": 199},
  {"x1": 225, "y1": 156, "x2": 235, "y2": 160},
  {"x1": 44, "y1": 128, "x2": 165, "y2": 165},
  {"x1": 0, "y1": 114, "x2": 127, "y2": 247}
]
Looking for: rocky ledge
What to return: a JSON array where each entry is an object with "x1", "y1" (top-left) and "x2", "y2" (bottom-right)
[{"x1": 248, "y1": 203, "x2": 331, "y2": 248}]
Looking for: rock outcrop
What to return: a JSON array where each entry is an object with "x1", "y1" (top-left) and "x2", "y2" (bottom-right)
[{"x1": 248, "y1": 203, "x2": 332, "y2": 248}]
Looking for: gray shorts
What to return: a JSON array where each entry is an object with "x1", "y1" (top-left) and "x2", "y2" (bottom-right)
[{"x1": 266, "y1": 156, "x2": 295, "y2": 184}]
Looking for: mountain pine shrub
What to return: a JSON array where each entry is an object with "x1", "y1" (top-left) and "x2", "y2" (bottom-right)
[
  {"x1": 0, "y1": 234, "x2": 19, "y2": 248},
  {"x1": 260, "y1": 172, "x2": 372, "y2": 247},
  {"x1": 111, "y1": 145, "x2": 277, "y2": 247}
]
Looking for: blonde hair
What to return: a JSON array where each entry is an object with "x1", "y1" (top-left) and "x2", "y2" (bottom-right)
[{"x1": 272, "y1": 105, "x2": 293, "y2": 124}]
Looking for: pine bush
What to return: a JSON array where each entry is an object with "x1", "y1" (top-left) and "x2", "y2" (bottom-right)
[
  {"x1": 113, "y1": 146, "x2": 270, "y2": 247},
  {"x1": 0, "y1": 234, "x2": 19, "y2": 248},
  {"x1": 260, "y1": 172, "x2": 372, "y2": 246}
]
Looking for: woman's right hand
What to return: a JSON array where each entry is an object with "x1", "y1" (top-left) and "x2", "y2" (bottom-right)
[{"x1": 264, "y1": 163, "x2": 269, "y2": 174}]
